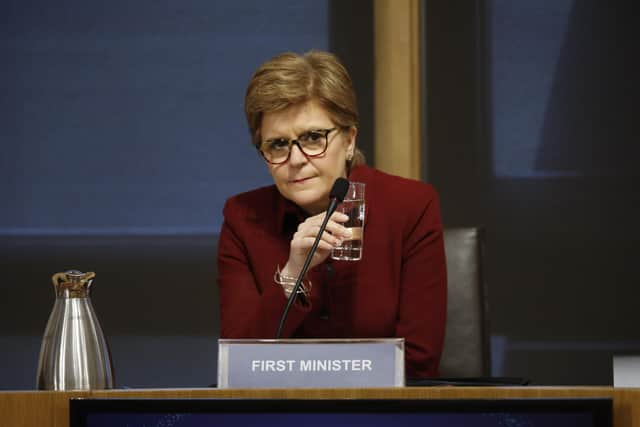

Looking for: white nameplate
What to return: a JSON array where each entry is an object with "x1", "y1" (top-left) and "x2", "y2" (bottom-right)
[
  {"x1": 613, "y1": 355, "x2": 640, "y2": 387},
  {"x1": 217, "y1": 338, "x2": 405, "y2": 388}
]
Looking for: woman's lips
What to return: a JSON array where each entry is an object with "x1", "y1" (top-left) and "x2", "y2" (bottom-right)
[{"x1": 291, "y1": 177, "x2": 313, "y2": 184}]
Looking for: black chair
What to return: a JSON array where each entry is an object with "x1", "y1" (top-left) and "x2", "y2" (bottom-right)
[{"x1": 439, "y1": 227, "x2": 490, "y2": 378}]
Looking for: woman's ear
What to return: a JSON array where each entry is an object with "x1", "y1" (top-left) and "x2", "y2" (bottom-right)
[{"x1": 346, "y1": 126, "x2": 358, "y2": 156}]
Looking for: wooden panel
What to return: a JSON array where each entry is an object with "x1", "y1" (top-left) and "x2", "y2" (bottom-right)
[
  {"x1": 1, "y1": 387, "x2": 637, "y2": 427},
  {"x1": 373, "y1": 0, "x2": 422, "y2": 179}
]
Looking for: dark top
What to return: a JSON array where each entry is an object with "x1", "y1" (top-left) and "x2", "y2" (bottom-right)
[{"x1": 217, "y1": 165, "x2": 447, "y2": 378}]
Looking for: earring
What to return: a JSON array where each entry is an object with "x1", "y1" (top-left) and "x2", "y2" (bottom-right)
[{"x1": 347, "y1": 151, "x2": 354, "y2": 161}]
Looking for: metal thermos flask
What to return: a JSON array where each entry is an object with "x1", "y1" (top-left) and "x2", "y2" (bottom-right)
[{"x1": 36, "y1": 270, "x2": 114, "y2": 390}]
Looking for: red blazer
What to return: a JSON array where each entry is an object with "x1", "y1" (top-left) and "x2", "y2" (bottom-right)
[{"x1": 217, "y1": 165, "x2": 447, "y2": 378}]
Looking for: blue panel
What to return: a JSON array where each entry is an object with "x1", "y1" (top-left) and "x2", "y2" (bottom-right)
[
  {"x1": 490, "y1": 0, "x2": 638, "y2": 178},
  {"x1": 490, "y1": 0, "x2": 574, "y2": 178},
  {"x1": 1, "y1": 0, "x2": 329, "y2": 235}
]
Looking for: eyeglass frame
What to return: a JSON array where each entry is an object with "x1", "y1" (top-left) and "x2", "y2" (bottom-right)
[{"x1": 256, "y1": 127, "x2": 343, "y2": 165}]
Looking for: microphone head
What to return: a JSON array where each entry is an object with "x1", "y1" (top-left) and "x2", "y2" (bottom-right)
[{"x1": 329, "y1": 177, "x2": 350, "y2": 202}]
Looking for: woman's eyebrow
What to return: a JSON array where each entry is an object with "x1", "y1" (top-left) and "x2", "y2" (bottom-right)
[
  {"x1": 264, "y1": 135, "x2": 289, "y2": 142},
  {"x1": 263, "y1": 124, "x2": 331, "y2": 140}
]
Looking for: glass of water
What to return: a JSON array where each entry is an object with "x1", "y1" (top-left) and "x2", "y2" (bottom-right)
[{"x1": 331, "y1": 182, "x2": 365, "y2": 261}]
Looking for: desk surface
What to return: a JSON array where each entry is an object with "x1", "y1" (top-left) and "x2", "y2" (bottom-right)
[{"x1": 1, "y1": 387, "x2": 638, "y2": 427}]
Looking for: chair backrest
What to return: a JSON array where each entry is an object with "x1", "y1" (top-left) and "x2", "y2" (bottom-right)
[{"x1": 439, "y1": 227, "x2": 490, "y2": 378}]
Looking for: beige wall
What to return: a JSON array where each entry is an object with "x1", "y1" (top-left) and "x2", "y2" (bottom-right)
[{"x1": 373, "y1": 0, "x2": 422, "y2": 180}]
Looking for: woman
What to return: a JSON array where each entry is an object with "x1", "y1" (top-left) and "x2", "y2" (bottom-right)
[{"x1": 217, "y1": 50, "x2": 447, "y2": 378}]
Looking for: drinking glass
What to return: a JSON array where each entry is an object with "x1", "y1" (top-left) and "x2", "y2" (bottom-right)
[{"x1": 331, "y1": 182, "x2": 365, "y2": 261}]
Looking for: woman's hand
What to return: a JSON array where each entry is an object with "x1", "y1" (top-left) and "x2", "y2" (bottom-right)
[{"x1": 282, "y1": 211, "x2": 351, "y2": 277}]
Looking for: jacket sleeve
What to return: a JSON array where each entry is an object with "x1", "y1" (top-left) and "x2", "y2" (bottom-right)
[
  {"x1": 217, "y1": 197, "x2": 311, "y2": 339},
  {"x1": 396, "y1": 185, "x2": 447, "y2": 378}
]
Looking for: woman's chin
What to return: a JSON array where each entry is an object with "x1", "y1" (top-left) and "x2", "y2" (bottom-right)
[{"x1": 289, "y1": 192, "x2": 326, "y2": 214}]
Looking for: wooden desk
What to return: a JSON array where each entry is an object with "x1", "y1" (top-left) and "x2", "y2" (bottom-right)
[{"x1": 1, "y1": 387, "x2": 638, "y2": 427}]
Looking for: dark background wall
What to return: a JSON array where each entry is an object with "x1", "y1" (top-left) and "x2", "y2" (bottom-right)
[{"x1": 425, "y1": 0, "x2": 640, "y2": 384}]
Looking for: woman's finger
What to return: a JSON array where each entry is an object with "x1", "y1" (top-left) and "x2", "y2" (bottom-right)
[{"x1": 293, "y1": 229, "x2": 342, "y2": 249}]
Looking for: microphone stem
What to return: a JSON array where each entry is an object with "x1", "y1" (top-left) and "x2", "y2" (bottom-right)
[{"x1": 275, "y1": 204, "x2": 335, "y2": 339}]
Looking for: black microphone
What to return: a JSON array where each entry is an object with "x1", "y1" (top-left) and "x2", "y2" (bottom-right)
[{"x1": 275, "y1": 177, "x2": 350, "y2": 338}]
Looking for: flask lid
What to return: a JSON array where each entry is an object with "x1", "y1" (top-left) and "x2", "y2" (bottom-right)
[{"x1": 51, "y1": 270, "x2": 96, "y2": 297}]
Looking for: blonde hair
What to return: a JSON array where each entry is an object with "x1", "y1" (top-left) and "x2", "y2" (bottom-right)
[{"x1": 244, "y1": 50, "x2": 365, "y2": 168}]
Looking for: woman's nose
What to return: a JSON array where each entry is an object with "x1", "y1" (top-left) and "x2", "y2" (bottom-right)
[{"x1": 288, "y1": 143, "x2": 308, "y2": 166}]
